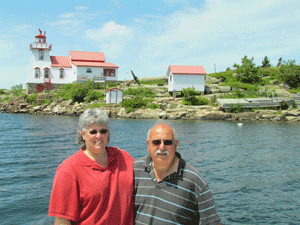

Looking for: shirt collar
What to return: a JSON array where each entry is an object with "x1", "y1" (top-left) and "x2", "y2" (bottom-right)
[
  {"x1": 143, "y1": 151, "x2": 185, "y2": 176},
  {"x1": 79, "y1": 147, "x2": 119, "y2": 170}
]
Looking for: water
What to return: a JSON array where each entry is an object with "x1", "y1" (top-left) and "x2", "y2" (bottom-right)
[{"x1": 0, "y1": 113, "x2": 299, "y2": 225}]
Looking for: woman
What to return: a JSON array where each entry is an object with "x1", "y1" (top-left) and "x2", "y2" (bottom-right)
[{"x1": 49, "y1": 108, "x2": 134, "y2": 225}]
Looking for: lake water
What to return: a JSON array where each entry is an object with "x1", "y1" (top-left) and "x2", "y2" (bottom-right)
[{"x1": 0, "y1": 113, "x2": 299, "y2": 225}]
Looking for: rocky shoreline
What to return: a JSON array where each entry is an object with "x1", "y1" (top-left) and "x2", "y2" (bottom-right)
[{"x1": 1, "y1": 96, "x2": 300, "y2": 122}]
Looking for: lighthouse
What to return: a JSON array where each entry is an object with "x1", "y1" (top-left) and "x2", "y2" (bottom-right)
[
  {"x1": 26, "y1": 29, "x2": 119, "y2": 94},
  {"x1": 26, "y1": 29, "x2": 52, "y2": 93}
]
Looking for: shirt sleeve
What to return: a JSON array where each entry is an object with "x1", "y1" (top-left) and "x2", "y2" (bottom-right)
[
  {"x1": 48, "y1": 166, "x2": 80, "y2": 222},
  {"x1": 198, "y1": 184, "x2": 221, "y2": 225}
]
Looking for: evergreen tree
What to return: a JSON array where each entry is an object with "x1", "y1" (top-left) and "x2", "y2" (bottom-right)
[
  {"x1": 276, "y1": 57, "x2": 282, "y2": 67},
  {"x1": 262, "y1": 56, "x2": 271, "y2": 68},
  {"x1": 234, "y1": 56, "x2": 262, "y2": 84}
]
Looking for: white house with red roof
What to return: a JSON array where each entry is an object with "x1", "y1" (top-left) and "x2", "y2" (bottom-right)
[
  {"x1": 167, "y1": 65, "x2": 207, "y2": 93},
  {"x1": 26, "y1": 29, "x2": 119, "y2": 93}
]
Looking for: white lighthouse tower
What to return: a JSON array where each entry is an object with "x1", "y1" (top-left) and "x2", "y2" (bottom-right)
[{"x1": 26, "y1": 29, "x2": 52, "y2": 93}]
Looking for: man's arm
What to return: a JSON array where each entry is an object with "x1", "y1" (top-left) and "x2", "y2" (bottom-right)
[{"x1": 198, "y1": 184, "x2": 221, "y2": 225}]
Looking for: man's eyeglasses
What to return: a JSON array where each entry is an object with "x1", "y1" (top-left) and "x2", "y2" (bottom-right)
[
  {"x1": 151, "y1": 139, "x2": 173, "y2": 146},
  {"x1": 89, "y1": 129, "x2": 108, "y2": 135}
]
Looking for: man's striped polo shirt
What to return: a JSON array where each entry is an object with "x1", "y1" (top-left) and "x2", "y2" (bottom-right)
[{"x1": 134, "y1": 152, "x2": 221, "y2": 225}]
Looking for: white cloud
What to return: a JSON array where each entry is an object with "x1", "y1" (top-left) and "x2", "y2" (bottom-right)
[
  {"x1": 85, "y1": 21, "x2": 133, "y2": 59},
  {"x1": 135, "y1": 0, "x2": 300, "y2": 73},
  {"x1": 74, "y1": 5, "x2": 88, "y2": 11},
  {"x1": 60, "y1": 13, "x2": 76, "y2": 19}
]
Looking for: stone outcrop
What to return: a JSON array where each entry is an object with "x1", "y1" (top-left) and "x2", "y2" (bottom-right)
[{"x1": 1, "y1": 76, "x2": 300, "y2": 122}]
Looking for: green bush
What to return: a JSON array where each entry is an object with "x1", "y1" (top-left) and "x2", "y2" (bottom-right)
[
  {"x1": 123, "y1": 87, "x2": 156, "y2": 98},
  {"x1": 227, "y1": 103, "x2": 243, "y2": 113},
  {"x1": 42, "y1": 99, "x2": 52, "y2": 105},
  {"x1": 209, "y1": 70, "x2": 236, "y2": 82},
  {"x1": 278, "y1": 60, "x2": 300, "y2": 88},
  {"x1": 121, "y1": 97, "x2": 147, "y2": 111},
  {"x1": 147, "y1": 103, "x2": 159, "y2": 109},
  {"x1": 0, "y1": 96, "x2": 10, "y2": 102},
  {"x1": 0, "y1": 89, "x2": 7, "y2": 95},
  {"x1": 56, "y1": 83, "x2": 89, "y2": 103},
  {"x1": 25, "y1": 94, "x2": 38, "y2": 105},
  {"x1": 181, "y1": 87, "x2": 201, "y2": 97},
  {"x1": 11, "y1": 84, "x2": 23, "y2": 96},
  {"x1": 279, "y1": 101, "x2": 289, "y2": 110},
  {"x1": 88, "y1": 102, "x2": 107, "y2": 108},
  {"x1": 234, "y1": 56, "x2": 262, "y2": 84},
  {"x1": 140, "y1": 79, "x2": 167, "y2": 85},
  {"x1": 85, "y1": 90, "x2": 105, "y2": 103},
  {"x1": 182, "y1": 96, "x2": 209, "y2": 106}
]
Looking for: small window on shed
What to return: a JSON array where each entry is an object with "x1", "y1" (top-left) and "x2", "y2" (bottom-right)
[{"x1": 87, "y1": 68, "x2": 92, "y2": 73}]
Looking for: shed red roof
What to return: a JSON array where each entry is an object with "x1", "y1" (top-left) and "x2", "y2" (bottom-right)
[
  {"x1": 50, "y1": 56, "x2": 72, "y2": 68},
  {"x1": 105, "y1": 87, "x2": 123, "y2": 92},
  {"x1": 70, "y1": 51, "x2": 105, "y2": 62},
  {"x1": 169, "y1": 65, "x2": 206, "y2": 75},
  {"x1": 72, "y1": 61, "x2": 119, "y2": 68}
]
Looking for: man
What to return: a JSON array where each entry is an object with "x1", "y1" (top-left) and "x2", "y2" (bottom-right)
[{"x1": 134, "y1": 123, "x2": 221, "y2": 225}]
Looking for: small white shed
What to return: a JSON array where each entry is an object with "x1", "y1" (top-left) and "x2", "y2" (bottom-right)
[
  {"x1": 105, "y1": 88, "x2": 123, "y2": 104},
  {"x1": 167, "y1": 65, "x2": 207, "y2": 92}
]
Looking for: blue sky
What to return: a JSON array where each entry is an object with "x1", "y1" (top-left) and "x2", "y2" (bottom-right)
[{"x1": 1, "y1": 0, "x2": 300, "y2": 89}]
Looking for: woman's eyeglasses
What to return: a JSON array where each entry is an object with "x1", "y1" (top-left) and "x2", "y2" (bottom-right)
[
  {"x1": 89, "y1": 129, "x2": 108, "y2": 135},
  {"x1": 151, "y1": 139, "x2": 173, "y2": 146}
]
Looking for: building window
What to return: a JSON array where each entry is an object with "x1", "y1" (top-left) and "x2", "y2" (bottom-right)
[
  {"x1": 44, "y1": 68, "x2": 49, "y2": 79},
  {"x1": 39, "y1": 50, "x2": 44, "y2": 60},
  {"x1": 59, "y1": 69, "x2": 64, "y2": 79},
  {"x1": 104, "y1": 69, "x2": 116, "y2": 77},
  {"x1": 170, "y1": 75, "x2": 172, "y2": 82},
  {"x1": 87, "y1": 68, "x2": 92, "y2": 73},
  {"x1": 34, "y1": 68, "x2": 40, "y2": 78}
]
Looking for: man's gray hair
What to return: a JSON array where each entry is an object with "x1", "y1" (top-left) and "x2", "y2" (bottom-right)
[{"x1": 77, "y1": 108, "x2": 110, "y2": 148}]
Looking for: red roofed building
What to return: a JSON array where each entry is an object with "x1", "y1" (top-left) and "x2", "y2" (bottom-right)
[
  {"x1": 26, "y1": 29, "x2": 119, "y2": 93},
  {"x1": 167, "y1": 65, "x2": 207, "y2": 93}
]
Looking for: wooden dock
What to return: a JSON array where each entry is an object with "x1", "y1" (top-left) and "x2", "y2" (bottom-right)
[{"x1": 217, "y1": 97, "x2": 293, "y2": 109}]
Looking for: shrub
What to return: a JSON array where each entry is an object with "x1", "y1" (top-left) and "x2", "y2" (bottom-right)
[
  {"x1": 234, "y1": 56, "x2": 262, "y2": 84},
  {"x1": 209, "y1": 70, "x2": 236, "y2": 82},
  {"x1": 140, "y1": 79, "x2": 168, "y2": 85},
  {"x1": 279, "y1": 101, "x2": 289, "y2": 110},
  {"x1": 121, "y1": 97, "x2": 147, "y2": 111},
  {"x1": 56, "y1": 83, "x2": 89, "y2": 103},
  {"x1": 88, "y1": 102, "x2": 107, "y2": 108},
  {"x1": 11, "y1": 84, "x2": 23, "y2": 96},
  {"x1": 0, "y1": 89, "x2": 7, "y2": 95},
  {"x1": 85, "y1": 90, "x2": 105, "y2": 103},
  {"x1": 0, "y1": 96, "x2": 10, "y2": 102},
  {"x1": 26, "y1": 94, "x2": 38, "y2": 105},
  {"x1": 147, "y1": 103, "x2": 159, "y2": 109},
  {"x1": 278, "y1": 60, "x2": 300, "y2": 88},
  {"x1": 182, "y1": 96, "x2": 209, "y2": 105},
  {"x1": 181, "y1": 87, "x2": 201, "y2": 97},
  {"x1": 123, "y1": 87, "x2": 156, "y2": 98},
  {"x1": 227, "y1": 103, "x2": 243, "y2": 113}
]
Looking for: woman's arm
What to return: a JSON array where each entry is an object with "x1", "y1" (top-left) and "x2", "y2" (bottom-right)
[{"x1": 55, "y1": 217, "x2": 71, "y2": 225}]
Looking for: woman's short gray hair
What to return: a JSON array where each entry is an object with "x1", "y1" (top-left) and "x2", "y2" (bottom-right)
[{"x1": 77, "y1": 108, "x2": 110, "y2": 148}]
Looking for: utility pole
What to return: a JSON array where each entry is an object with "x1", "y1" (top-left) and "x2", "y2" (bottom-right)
[{"x1": 214, "y1": 64, "x2": 216, "y2": 73}]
